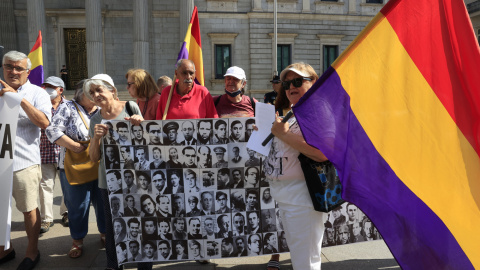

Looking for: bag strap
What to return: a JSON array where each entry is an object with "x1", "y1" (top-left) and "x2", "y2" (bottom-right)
[
  {"x1": 125, "y1": 100, "x2": 134, "y2": 116},
  {"x1": 73, "y1": 101, "x2": 89, "y2": 130}
]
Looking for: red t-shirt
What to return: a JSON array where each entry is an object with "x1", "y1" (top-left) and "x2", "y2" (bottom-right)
[
  {"x1": 213, "y1": 94, "x2": 257, "y2": 118},
  {"x1": 156, "y1": 83, "x2": 218, "y2": 120},
  {"x1": 137, "y1": 93, "x2": 160, "y2": 120}
]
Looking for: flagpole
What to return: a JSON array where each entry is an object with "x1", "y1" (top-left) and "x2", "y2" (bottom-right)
[
  {"x1": 273, "y1": 0, "x2": 278, "y2": 76},
  {"x1": 162, "y1": 74, "x2": 176, "y2": 120}
]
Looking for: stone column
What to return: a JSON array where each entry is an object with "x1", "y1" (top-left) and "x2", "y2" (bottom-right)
[
  {"x1": 0, "y1": 0, "x2": 17, "y2": 53},
  {"x1": 253, "y1": 0, "x2": 263, "y2": 11},
  {"x1": 85, "y1": 0, "x2": 105, "y2": 77},
  {"x1": 179, "y1": 0, "x2": 194, "y2": 43},
  {"x1": 349, "y1": 0, "x2": 358, "y2": 15},
  {"x1": 133, "y1": 0, "x2": 149, "y2": 70},
  {"x1": 302, "y1": 0, "x2": 311, "y2": 13},
  {"x1": 27, "y1": 0, "x2": 48, "y2": 76}
]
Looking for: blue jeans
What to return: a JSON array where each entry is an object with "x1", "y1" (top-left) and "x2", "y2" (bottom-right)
[{"x1": 59, "y1": 169, "x2": 106, "y2": 240}]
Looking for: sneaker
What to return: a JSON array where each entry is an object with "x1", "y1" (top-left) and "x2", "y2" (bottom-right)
[
  {"x1": 62, "y1": 213, "x2": 69, "y2": 227},
  {"x1": 40, "y1": 221, "x2": 53, "y2": 233}
]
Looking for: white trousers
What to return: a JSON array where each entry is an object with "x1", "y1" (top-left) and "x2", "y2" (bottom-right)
[
  {"x1": 278, "y1": 202, "x2": 327, "y2": 270},
  {"x1": 40, "y1": 164, "x2": 67, "y2": 222}
]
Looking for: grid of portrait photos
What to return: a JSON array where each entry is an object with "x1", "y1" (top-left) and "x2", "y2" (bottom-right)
[
  {"x1": 102, "y1": 118, "x2": 289, "y2": 264},
  {"x1": 322, "y1": 202, "x2": 383, "y2": 247}
]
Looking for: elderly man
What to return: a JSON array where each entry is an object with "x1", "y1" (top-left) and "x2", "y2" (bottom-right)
[
  {"x1": 0, "y1": 51, "x2": 52, "y2": 268},
  {"x1": 156, "y1": 59, "x2": 218, "y2": 120},
  {"x1": 39, "y1": 76, "x2": 68, "y2": 233},
  {"x1": 213, "y1": 66, "x2": 257, "y2": 118}
]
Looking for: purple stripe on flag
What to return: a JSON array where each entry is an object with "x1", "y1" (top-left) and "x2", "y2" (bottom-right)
[
  {"x1": 176, "y1": 41, "x2": 200, "y2": 85},
  {"x1": 28, "y1": 66, "x2": 44, "y2": 87},
  {"x1": 177, "y1": 42, "x2": 189, "y2": 61},
  {"x1": 293, "y1": 67, "x2": 473, "y2": 270}
]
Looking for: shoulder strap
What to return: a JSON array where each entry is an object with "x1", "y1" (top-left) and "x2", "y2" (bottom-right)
[
  {"x1": 125, "y1": 101, "x2": 134, "y2": 116},
  {"x1": 73, "y1": 101, "x2": 89, "y2": 130},
  {"x1": 214, "y1": 95, "x2": 221, "y2": 107},
  {"x1": 249, "y1": 96, "x2": 256, "y2": 116}
]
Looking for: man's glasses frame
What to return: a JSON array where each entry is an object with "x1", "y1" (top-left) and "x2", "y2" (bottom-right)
[
  {"x1": 3, "y1": 64, "x2": 29, "y2": 73},
  {"x1": 282, "y1": 77, "x2": 312, "y2": 90}
]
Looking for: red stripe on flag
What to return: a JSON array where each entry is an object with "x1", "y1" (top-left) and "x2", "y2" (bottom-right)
[
  {"x1": 383, "y1": 0, "x2": 480, "y2": 154},
  {"x1": 29, "y1": 31, "x2": 42, "y2": 53},
  {"x1": 190, "y1": 6, "x2": 202, "y2": 48}
]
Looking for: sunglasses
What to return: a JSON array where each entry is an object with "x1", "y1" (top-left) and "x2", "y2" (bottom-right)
[{"x1": 282, "y1": 77, "x2": 312, "y2": 90}]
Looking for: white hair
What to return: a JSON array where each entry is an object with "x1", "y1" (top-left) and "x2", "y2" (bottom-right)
[
  {"x1": 3, "y1": 51, "x2": 32, "y2": 70},
  {"x1": 175, "y1": 59, "x2": 196, "y2": 71},
  {"x1": 83, "y1": 79, "x2": 117, "y2": 101}
]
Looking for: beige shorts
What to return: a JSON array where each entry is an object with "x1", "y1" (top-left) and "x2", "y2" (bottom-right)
[{"x1": 12, "y1": 164, "x2": 41, "y2": 212}]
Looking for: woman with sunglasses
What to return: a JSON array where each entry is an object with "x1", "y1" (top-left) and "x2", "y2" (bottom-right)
[
  {"x1": 263, "y1": 62, "x2": 328, "y2": 270},
  {"x1": 125, "y1": 69, "x2": 160, "y2": 120}
]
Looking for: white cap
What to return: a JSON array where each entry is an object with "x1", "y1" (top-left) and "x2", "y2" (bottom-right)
[
  {"x1": 42, "y1": 76, "x2": 65, "y2": 88},
  {"x1": 91, "y1": 74, "x2": 115, "y2": 88},
  {"x1": 280, "y1": 67, "x2": 310, "y2": 81},
  {"x1": 224, "y1": 66, "x2": 246, "y2": 80}
]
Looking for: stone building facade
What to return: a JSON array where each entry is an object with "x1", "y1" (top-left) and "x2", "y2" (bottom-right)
[{"x1": 0, "y1": 0, "x2": 477, "y2": 98}]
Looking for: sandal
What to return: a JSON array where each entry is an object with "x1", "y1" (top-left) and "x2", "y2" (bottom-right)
[
  {"x1": 68, "y1": 243, "x2": 83, "y2": 258},
  {"x1": 267, "y1": 260, "x2": 280, "y2": 270}
]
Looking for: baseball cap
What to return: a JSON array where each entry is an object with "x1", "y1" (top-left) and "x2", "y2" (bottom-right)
[
  {"x1": 42, "y1": 76, "x2": 65, "y2": 88},
  {"x1": 224, "y1": 66, "x2": 246, "y2": 80},
  {"x1": 270, "y1": 75, "x2": 281, "y2": 83},
  {"x1": 91, "y1": 74, "x2": 115, "y2": 88}
]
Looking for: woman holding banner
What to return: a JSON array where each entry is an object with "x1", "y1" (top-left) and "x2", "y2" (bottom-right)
[
  {"x1": 85, "y1": 74, "x2": 151, "y2": 270},
  {"x1": 264, "y1": 62, "x2": 328, "y2": 270}
]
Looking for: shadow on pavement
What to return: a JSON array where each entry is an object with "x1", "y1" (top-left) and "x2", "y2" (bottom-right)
[{"x1": 322, "y1": 259, "x2": 400, "y2": 270}]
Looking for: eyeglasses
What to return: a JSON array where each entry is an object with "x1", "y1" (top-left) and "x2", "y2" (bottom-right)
[
  {"x1": 3, "y1": 64, "x2": 28, "y2": 73},
  {"x1": 126, "y1": 82, "x2": 135, "y2": 88},
  {"x1": 282, "y1": 77, "x2": 312, "y2": 90}
]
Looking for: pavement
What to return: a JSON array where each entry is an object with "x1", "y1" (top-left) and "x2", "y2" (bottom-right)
[{"x1": 4, "y1": 177, "x2": 400, "y2": 270}]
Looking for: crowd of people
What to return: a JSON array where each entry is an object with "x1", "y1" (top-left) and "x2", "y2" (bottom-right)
[{"x1": 0, "y1": 49, "x2": 341, "y2": 270}]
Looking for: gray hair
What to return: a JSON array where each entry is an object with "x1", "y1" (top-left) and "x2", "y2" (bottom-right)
[
  {"x1": 3, "y1": 51, "x2": 32, "y2": 70},
  {"x1": 73, "y1": 79, "x2": 87, "y2": 102},
  {"x1": 83, "y1": 79, "x2": 117, "y2": 101},
  {"x1": 175, "y1": 59, "x2": 196, "y2": 71}
]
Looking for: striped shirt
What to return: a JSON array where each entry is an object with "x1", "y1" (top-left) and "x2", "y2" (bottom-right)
[{"x1": 5, "y1": 80, "x2": 52, "y2": 172}]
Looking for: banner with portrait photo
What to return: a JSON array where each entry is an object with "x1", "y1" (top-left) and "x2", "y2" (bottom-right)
[
  {"x1": 0, "y1": 93, "x2": 23, "y2": 248},
  {"x1": 102, "y1": 117, "x2": 289, "y2": 264},
  {"x1": 102, "y1": 117, "x2": 382, "y2": 263}
]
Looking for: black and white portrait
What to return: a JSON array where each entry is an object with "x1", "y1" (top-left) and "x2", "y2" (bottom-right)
[
  {"x1": 144, "y1": 121, "x2": 163, "y2": 145},
  {"x1": 197, "y1": 145, "x2": 212, "y2": 168},
  {"x1": 197, "y1": 119, "x2": 213, "y2": 145},
  {"x1": 213, "y1": 119, "x2": 229, "y2": 144},
  {"x1": 105, "y1": 145, "x2": 121, "y2": 169}
]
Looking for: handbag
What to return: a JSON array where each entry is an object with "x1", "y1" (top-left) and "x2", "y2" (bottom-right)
[
  {"x1": 63, "y1": 102, "x2": 99, "y2": 185},
  {"x1": 298, "y1": 153, "x2": 345, "y2": 212}
]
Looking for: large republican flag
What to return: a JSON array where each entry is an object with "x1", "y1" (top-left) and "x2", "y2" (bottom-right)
[
  {"x1": 27, "y1": 31, "x2": 44, "y2": 86},
  {"x1": 293, "y1": 0, "x2": 480, "y2": 269},
  {"x1": 177, "y1": 6, "x2": 204, "y2": 86}
]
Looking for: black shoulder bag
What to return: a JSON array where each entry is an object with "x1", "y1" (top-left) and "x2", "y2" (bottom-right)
[{"x1": 298, "y1": 154, "x2": 345, "y2": 212}]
